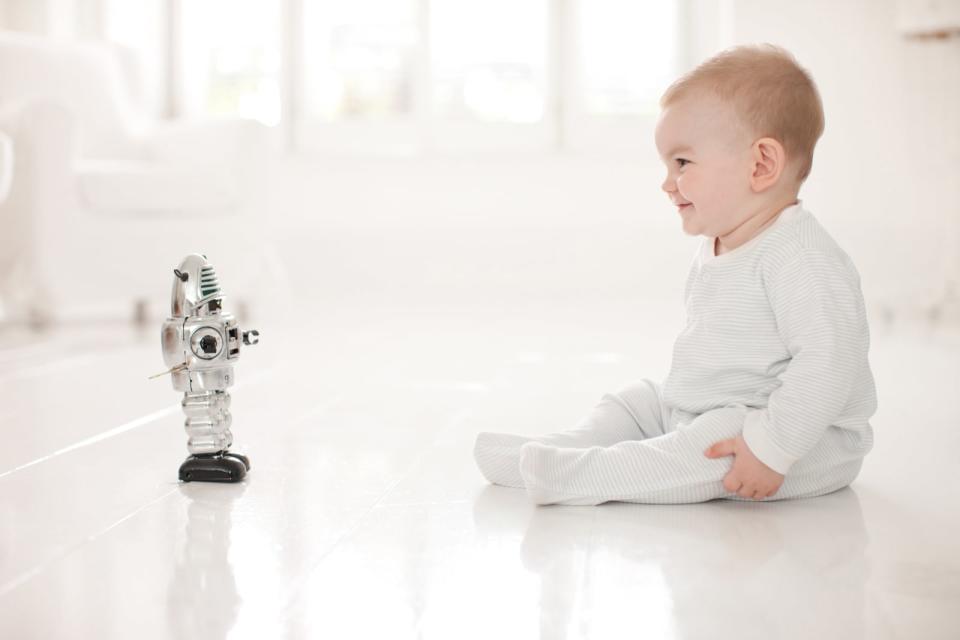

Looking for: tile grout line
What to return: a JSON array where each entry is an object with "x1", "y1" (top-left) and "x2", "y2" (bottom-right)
[
  {"x1": 280, "y1": 406, "x2": 476, "y2": 614},
  {"x1": 0, "y1": 352, "x2": 123, "y2": 384},
  {"x1": 0, "y1": 340, "x2": 176, "y2": 382},
  {"x1": 0, "y1": 368, "x2": 279, "y2": 481},
  {"x1": 0, "y1": 369, "x2": 287, "y2": 598},
  {"x1": 0, "y1": 404, "x2": 182, "y2": 481},
  {"x1": 278, "y1": 345, "x2": 531, "y2": 609},
  {"x1": 0, "y1": 487, "x2": 180, "y2": 598},
  {"x1": 0, "y1": 382, "x2": 349, "y2": 601}
]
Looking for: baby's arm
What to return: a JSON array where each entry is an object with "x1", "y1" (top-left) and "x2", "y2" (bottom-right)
[{"x1": 740, "y1": 248, "x2": 870, "y2": 475}]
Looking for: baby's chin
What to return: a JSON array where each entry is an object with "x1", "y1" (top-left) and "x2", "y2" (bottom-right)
[
  {"x1": 679, "y1": 212, "x2": 720, "y2": 239},
  {"x1": 679, "y1": 215, "x2": 706, "y2": 237}
]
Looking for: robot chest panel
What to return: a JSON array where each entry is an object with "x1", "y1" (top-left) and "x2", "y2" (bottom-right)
[{"x1": 182, "y1": 316, "x2": 239, "y2": 366}]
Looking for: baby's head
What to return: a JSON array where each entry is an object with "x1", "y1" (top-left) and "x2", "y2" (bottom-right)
[{"x1": 655, "y1": 44, "x2": 824, "y2": 237}]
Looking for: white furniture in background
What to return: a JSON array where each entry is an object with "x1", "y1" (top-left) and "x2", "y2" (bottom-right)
[
  {"x1": 0, "y1": 130, "x2": 11, "y2": 325},
  {"x1": 897, "y1": 0, "x2": 960, "y2": 37},
  {"x1": 0, "y1": 31, "x2": 275, "y2": 325},
  {"x1": 0, "y1": 131, "x2": 11, "y2": 204}
]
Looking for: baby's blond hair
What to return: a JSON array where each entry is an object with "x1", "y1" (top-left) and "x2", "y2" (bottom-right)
[{"x1": 661, "y1": 44, "x2": 824, "y2": 184}]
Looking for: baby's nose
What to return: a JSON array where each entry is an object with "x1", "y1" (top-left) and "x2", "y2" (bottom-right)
[{"x1": 661, "y1": 175, "x2": 675, "y2": 193}]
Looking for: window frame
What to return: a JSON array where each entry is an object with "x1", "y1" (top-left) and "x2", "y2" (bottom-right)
[{"x1": 157, "y1": 0, "x2": 687, "y2": 156}]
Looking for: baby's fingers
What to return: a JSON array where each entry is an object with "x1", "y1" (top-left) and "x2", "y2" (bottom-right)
[
  {"x1": 722, "y1": 473, "x2": 742, "y2": 493},
  {"x1": 756, "y1": 482, "x2": 782, "y2": 500},
  {"x1": 705, "y1": 438, "x2": 736, "y2": 459}
]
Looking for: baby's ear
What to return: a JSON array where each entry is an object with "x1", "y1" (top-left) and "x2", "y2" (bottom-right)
[{"x1": 750, "y1": 137, "x2": 787, "y2": 193}]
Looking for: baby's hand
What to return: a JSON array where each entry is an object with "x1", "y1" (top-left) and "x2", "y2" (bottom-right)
[{"x1": 704, "y1": 435, "x2": 784, "y2": 500}]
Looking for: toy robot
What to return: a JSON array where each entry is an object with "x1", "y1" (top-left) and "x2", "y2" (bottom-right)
[{"x1": 158, "y1": 254, "x2": 259, "y2": 482}]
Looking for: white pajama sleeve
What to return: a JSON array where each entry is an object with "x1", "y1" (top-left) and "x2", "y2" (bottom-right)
[{"x1": 741, "y1": 249, "x2": 869, "y2": 475}]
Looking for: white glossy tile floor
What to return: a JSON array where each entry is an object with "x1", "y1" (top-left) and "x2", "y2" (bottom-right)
[{"x1": 1, "y1": 301, "x2": 958, "y2": 640}]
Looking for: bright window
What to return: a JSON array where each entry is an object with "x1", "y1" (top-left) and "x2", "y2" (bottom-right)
[
  {"x1": 302, "y1": 0, "x2": 419, "y2": 121},
  {"x1": 578, "y1": 0, "x2": 678, "y2": 115},
  {"x1": 429, "y1": 0, "x2": 548, "y2": 123},
  {"x1": 180, "y1": 0, "x2": 282, "y2": 125},
  {"x1": 101, "y1": 0, "x2": 164, "y2": 114},
  {"x1": 106, "y1": 0, "x2": 681, "y2": 150}
]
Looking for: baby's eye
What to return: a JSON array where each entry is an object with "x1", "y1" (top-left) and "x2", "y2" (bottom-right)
[{"x1": 676, "y1": 158, "x2": 690, "y2": 168}]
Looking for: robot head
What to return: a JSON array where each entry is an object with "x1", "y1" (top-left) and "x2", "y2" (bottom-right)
[
  {"x1": 171, "y1": 254, "x2": 224, "y2": 318},
  {"x1": 160, "y1": 254, "x2": 258, "y2": 395}
]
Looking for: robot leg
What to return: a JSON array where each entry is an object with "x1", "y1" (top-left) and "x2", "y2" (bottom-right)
[{"x1": 179, "y1": 390, "x2": 247, "y2": 483}]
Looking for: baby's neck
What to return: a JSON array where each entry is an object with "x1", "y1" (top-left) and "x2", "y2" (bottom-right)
[{"x1": 715, "y1": 198, "x2": 799, "y2": 256}]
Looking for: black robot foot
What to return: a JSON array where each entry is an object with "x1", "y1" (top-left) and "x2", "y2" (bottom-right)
[
  {"x1": 179, "y1": 453, "x2": 247, "y2": 483},
  {"x1": 223, "y1": 451, "x2": 251, "y2": 471}
]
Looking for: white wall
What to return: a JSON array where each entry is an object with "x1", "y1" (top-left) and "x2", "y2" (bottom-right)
[
  {"x1": 722, "y1": 0, "x2": 960, "y2": 323},
  {"x1": 268, "y1": 0, "x2": 960, "y2": 325},
  {"x1": 1, "y1": 0, "x2": 957, "y2": 327},
  {"x1": 264, "y1": 152, "x2": 694, "y2": 310},
  {"x1": 0, "y1": 0, "x2": 82, "y2": 37}
]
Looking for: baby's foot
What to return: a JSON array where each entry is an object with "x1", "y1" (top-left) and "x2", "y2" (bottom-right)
[
  {"x1": 518, "y1": 442, "x2": 604, "y2": 506},
  {"x1": 473, "y1": 432, "x2": 534, "y2": 488}
]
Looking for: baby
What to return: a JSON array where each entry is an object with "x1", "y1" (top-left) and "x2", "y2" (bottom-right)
[{"x1": 473, "y1": 44, "x2": 877, "y2": 506}]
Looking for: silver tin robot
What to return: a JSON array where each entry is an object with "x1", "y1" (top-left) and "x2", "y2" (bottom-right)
[{"x1": 160, "y1": 254, "x2": 259, "y2": 482}]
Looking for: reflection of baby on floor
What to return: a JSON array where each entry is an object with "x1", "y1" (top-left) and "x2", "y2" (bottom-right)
[
  {"x1": 474, "y1": 45, "x2": 876, "y2": 506},
  {"x1": 509, "y1": 488, "x2": 869, "y2": 638}
]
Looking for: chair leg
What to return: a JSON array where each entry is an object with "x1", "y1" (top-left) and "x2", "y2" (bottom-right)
[
  {"x1": 27, "y1": 304, "x2": 52, "y2": 331},
  {"x1": 133, "y1": 298, "x2": 150, "y2": 327}
]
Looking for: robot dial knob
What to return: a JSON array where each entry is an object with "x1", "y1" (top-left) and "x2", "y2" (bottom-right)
[{"x1": 190, "y1": 327, "x2": 223, "y2": 360}]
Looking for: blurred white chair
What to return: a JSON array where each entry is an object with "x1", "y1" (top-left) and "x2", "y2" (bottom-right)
[
  {"x1": 0, "y1": 31, "x2": 274, "y2": 326},
  {"x1": 0, "y1": 131, "x2": 11, "y2": 203}
]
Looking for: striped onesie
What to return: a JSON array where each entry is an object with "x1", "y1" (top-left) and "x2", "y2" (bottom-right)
[{"x1": 474, "y1": 202, "x2": 877, "y2": 505}]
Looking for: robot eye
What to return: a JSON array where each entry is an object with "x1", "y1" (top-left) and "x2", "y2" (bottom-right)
[
  {"x1": 190, "y1": 328, "x2": 223, "y2": 360},
  {"x1": 199, "y1": 335, "x2": 218, "y2": 354}
]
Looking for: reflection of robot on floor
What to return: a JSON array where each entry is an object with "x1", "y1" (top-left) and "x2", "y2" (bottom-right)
[
  {"x1": 158, "y1": 254, "x2": 259, "y2": 482},
  {"x1": 168, "y1": 484, "x2": 244, "y2": 638}
]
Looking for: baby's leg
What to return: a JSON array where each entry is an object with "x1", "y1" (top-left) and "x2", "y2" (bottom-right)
[
  {"x1": 474, "y1": 379, "x2": 668, "y2": 488},
  {"x1": 765, "y1": 426, "x2": 868, "y2": 501},
  {"x1": 518, "y1": 406, "x2": 747, "y2": 505}
]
